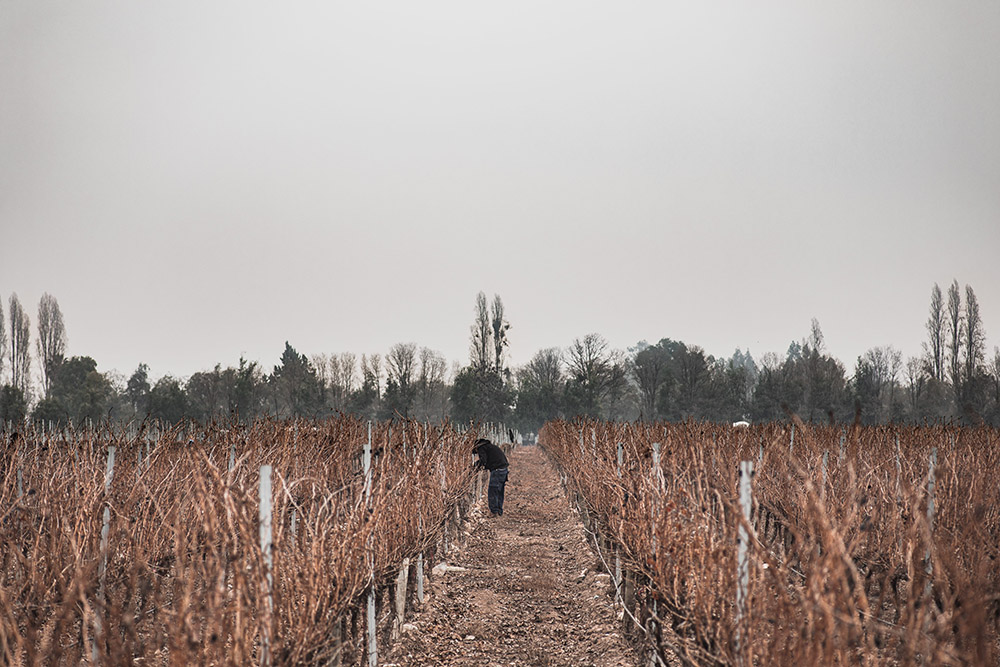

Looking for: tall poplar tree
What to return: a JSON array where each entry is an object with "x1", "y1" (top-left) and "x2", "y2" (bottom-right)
[{"x1": 37, "y1": 293, "x2": 67, "y2": 397}]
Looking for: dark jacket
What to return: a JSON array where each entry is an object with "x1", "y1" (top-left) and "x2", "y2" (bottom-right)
[{"x1": 474, "y1": 441, "x2": 509, "y2": 471}]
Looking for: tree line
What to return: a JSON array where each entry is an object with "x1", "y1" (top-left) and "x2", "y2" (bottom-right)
[{"x1": 1, "y1": 285, "x2": 997, "y2": 431}]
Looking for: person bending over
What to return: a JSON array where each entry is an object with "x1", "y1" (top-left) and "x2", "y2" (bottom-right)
[{"x1": 473, "y1": 438, "x2": 509, "y2": 517}]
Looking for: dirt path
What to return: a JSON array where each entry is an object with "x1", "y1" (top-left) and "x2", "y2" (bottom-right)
[{"x1": 386, "y1": 445, "x2": 639, "y2": 667}]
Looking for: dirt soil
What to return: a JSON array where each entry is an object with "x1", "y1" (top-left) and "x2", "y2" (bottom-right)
[{"x1": 386, "y1": 444, "x2": 640, "y2": 667}]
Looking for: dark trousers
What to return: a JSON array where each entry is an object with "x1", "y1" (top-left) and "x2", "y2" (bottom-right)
[{"x1": 488, "y1": 467, "x2": 508, "y2": 515}]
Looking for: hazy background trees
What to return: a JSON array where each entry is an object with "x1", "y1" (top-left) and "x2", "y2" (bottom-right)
[{"x1": 0, "y1": 283, "x2": 997, "y2": 429}]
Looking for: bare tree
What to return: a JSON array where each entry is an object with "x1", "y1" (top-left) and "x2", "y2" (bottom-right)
[
  {"x1": 8, "y1": 294, "x2": 32, "y2": 396},
  {"x1": 491, "y1": 294, "x2": 509, "y2": 374},
  {"x1": 947, "y1": 280, "x2": 962, "y2": 390},
  {"x1": 415, "y1": 347, "x2": 449, "y2": 421},
  {"x1": 633, "y1": 343, "x2": 669, "y2": 420},
  {"x1": 857, "y1": 346, "x2": 902, "y2": 420},
  {"x1": 990, "y1": 347, "x2": 1000, "y2": 411},
  {"x1": 925, "y1": 283, "x2": 945, "y2": 382},
  {"x1": 386, "y1": 343, "x2": 417, "y2": 389},
  {"x1": 329, "y1": 352, "x2": 357, "y2": 411},
  {"x1": 963, "y1": 284, "x2": 986, "y2": 388},
  {"x1": 469, "y1": 292, "x2": 492, "y2": 372},
  {"x1": 522, "y1": 348, "x2": 563, "y2": 390},
  {"x1": 361, "y1": 353, "x2": 382, "y2": 398},
  {"x1": 808, "y1": 317, "x2": 825, "y2": 353},
  {"x1": 905, "y1": 356, "x2": 926, "y2": 413},
  {"x1": 341, "y1": 353, "x2": 357, "y2": 393},
  {"x1": 566, "y1": 333, "x2": 626, "y2": 416},
  {"x1": 36, "y1": 293, "x2": 67, "y2": 397}
]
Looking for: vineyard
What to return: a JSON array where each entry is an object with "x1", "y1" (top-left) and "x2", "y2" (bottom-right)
[
  {"x1": 0, "y1": 417, "x2": 505, "y2": 665},
  {"x1": 3, "y1": 417, "x2": 999, "y2": 666},
  {"x1": 541, "y1": 419, "x2": 1000, "y2": 665}
]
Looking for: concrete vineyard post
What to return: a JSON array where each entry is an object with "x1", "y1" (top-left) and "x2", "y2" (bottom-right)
[
  {"x1": 789, "y1": 423, "x2": 795, "y2": 455},
  {"x1": 363, "y1": 422, "x2": 377, "y2": 667},
  {"x1": 364, "y1": 422, "x2": 372, "y2": 505},
  {"x1": 93, "y1": 444, "x2": 117, "y2": 663},
  {"x1": 367, "y1": 588, "x2": 377, "y2": 667},
  {"x1": 925, "y1": 446, "x2": 938, "y2": 584},
  {"x1": 615, "y1": 440, "x2": 623, "y2": 605},
  {"x1": 651, "y1": 443, "x2": 661, "y2": 554},
  {"x1": 839, "y1": 428, "x2": 846, "y2": 464},
  {"x1": 416, "y1": 533, "x2": 425, "y2": 603},
  {"x1": 229, "y1": 443, "x2": 236, "y2": 474},
  {"x1": 895, "y1": 434, "x2": 902, "y2": 502},
  {"x1": 393, "y1": 558, "x2": 410, "y2": 641},
  {"x1": 259, "y1": 465, "x2": 274, "y2": 667},
  {"x1": 735, "y1": 460, "x2": 753, "y2": 665},
  {"x1": 821, "y1": 451, "x2": 829, "y2": 500},
  {"x1": 98, "y1": 445, "x2": 117, "y2": 598}
]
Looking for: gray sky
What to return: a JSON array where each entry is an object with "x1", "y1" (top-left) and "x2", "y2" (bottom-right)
[{"x1": 2, "y1": 1, "x2": 998, "y2": 385}]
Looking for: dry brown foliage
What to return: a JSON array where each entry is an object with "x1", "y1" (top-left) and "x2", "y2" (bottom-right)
[
  {"x1": 541, "y1": 419, "x2": 1000, "y2": 666},
  {"x1": 0, "y1": 417, "x2": 481, "y2": 665}
]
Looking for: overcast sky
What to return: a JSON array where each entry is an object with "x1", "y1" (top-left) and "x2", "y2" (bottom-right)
[{"x1": 1, "y1": 1, "x2": 998, "y2": 385}]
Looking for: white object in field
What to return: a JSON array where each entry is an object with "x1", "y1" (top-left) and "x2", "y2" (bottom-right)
[{"x1": 732, "y1": 420, "x2": 750, "y2": 428}]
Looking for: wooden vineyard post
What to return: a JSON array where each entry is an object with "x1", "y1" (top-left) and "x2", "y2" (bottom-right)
[
  {"x1": 623, "y1": 570, "x2": 636, "y2": 635},
  {"x1": 329, "y1": 619, "x2": 342, "y2": 667},
  {"x1": 392, "y1": 558, "x2": 410, "y2": 641},
  {"x1": 259, "y1": 465, "x2": 274, "y2": 667},
  {"x1": 735, "y1": 460, "x2": 753, "y2": 666}
]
